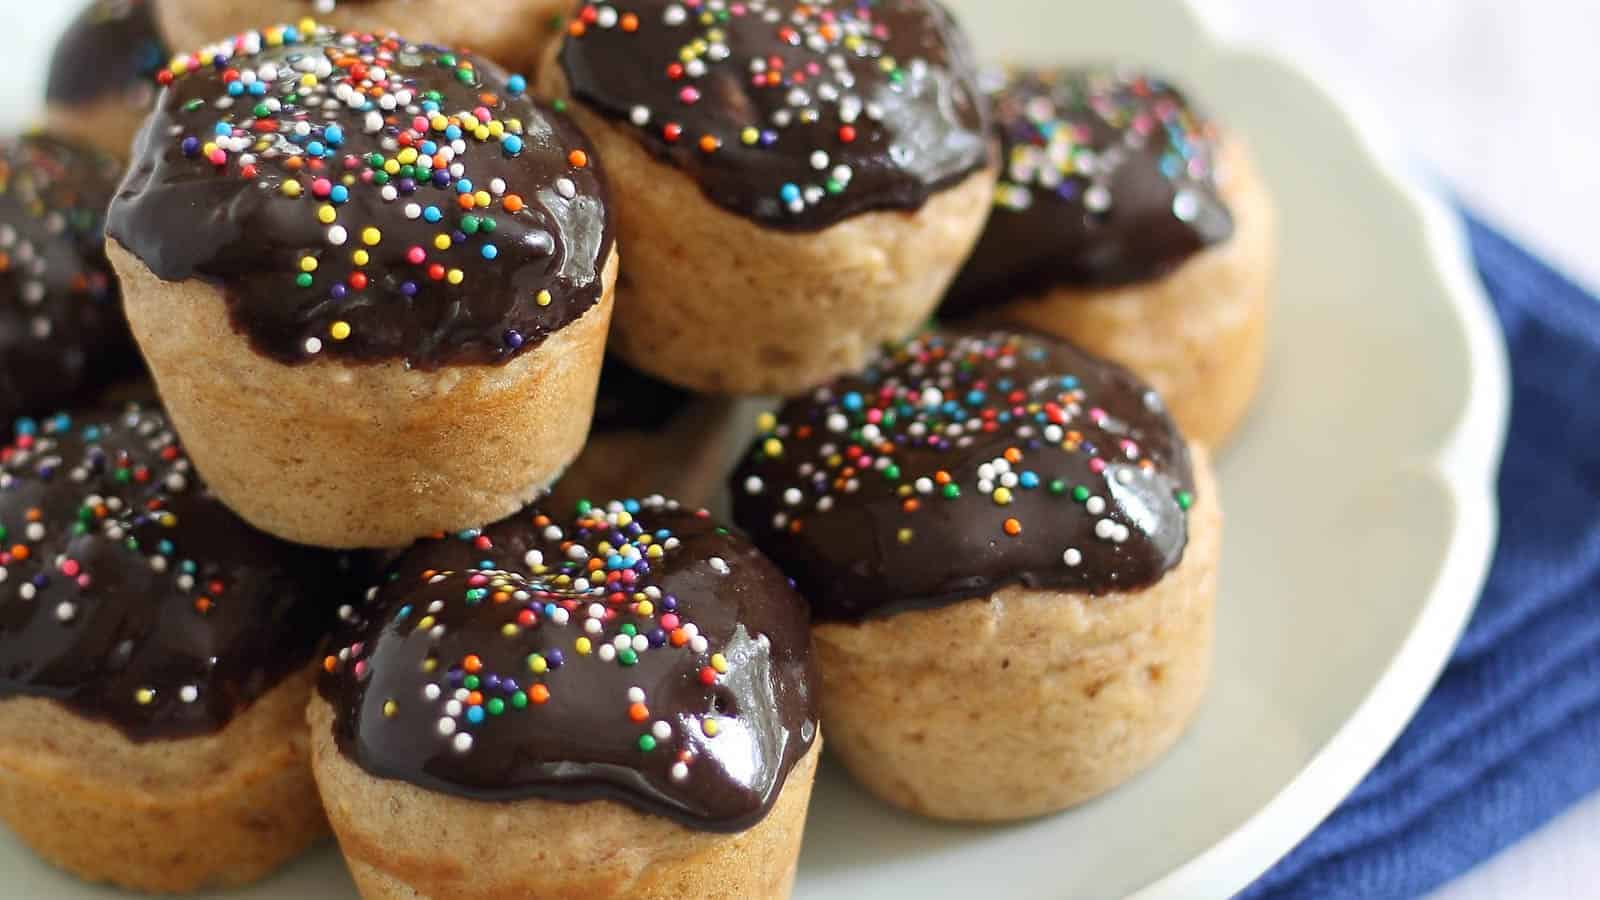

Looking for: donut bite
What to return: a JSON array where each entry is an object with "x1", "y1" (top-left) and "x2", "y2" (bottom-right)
[
  {"x1": 44, "y1": 0, "x2": 169, "y2": 160},
  {"x1": 312, "y1": 497, "x2": 819, "y2": 898},
  {"x1": 944, "y1": 67, "x2": 1276, "y2": 449},
  {"x1": 0, "y1": 133, "x2": 140, "y2": 425},
  {"x1": 732, "y1": 328, "x2": 1219, "y2": 821},
  {"x1": 157, "y1": 0, "x2": 572, "y2": 72},
  {"x1": 0, "y1": 401, "x2": 364, "y2": 891},
  {"x1": 107, "y1": 24, "x2": 618, "y2": 548},
  {"x1": 540, "y1": 0, "x2": 998, "y2": 394}
]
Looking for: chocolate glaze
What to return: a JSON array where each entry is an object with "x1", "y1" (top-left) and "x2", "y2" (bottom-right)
[
  {"x1": 559, "y1": 0, "x2": 992, "y2": 230},
  {"x1": 0, "y1": 401, "x2": 366, "y2": 741},
  {"x1": 0, "y1": 134, "x2": 140, "y2": 425},
  {"x1": 731, "y1": 328, "x2": 1195, "y2": 622},
  {"x1": 46, "y1": 0, "x2": 167, "y2": 109},
  {"x1": 106, "y1": 25, "x2": 614, "y2": 370},
  {"x1": 592, "y1": 356, "x2": 693, "y2": 432},
  {"x1": 319, "y1": 498, "x2": 817, "y2": 832},
  {"x1": 944, "y1": 67, "x2": 1233, "y2": 315}
]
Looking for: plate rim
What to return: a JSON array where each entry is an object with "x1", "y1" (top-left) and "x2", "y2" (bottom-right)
[{"x1": 1128, "y1": 6, "x2": 1512, "y2": 899}]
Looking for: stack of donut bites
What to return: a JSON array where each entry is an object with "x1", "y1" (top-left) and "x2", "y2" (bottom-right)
[{"x1": 0, "y1": 0, "x2": 1276, "y2": 896}]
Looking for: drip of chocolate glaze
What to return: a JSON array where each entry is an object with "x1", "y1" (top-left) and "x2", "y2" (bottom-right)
[
  {"x1": 0, "y1": 401, "x2": 369, "y2": 740},
  {"x1": 0, "y1": 134, "x2": 140, "y2": 425},
  {"x1": 46, "y1": 0, "x2": 168, "y2": 109},
  {"x1": 943, "y1": 67, "x2": 1233, "y2": 315},
  {"x1": 731, "y1": 328, "x2": 1195, "y2": 622},
  {"x1": 559, "y1": 0, "x2": 992, "y2": 230},
  {"x1": 319, "y1": 498, "x2": 817, "y2": 832},
  {"x1": 106, "y1": 26, "x2": 614, "y2": 370}
]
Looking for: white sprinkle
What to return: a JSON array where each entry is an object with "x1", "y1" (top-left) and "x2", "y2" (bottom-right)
[
  {"x1": 423, "y1": 683, "x2": 442, "y2": 701},
  {"x1": 1094, "y1": 519, "x2": 1117, "y2": 540},
  {"x1": 744, "y1": 476, "x2": 764, "y2": 495},
  {"x1": 452, "y1": 732, "x2": 473, "y2": 753},
  {"x1": 782, "y1": 488, "x2": 802, "y2": 506},
  {"x1": 652, "y1": 720, "x2": 672, "y2": 740},
  {"x1": 436, "y1": 717, "x2": 456, "y2": 736},
  {"x1": 304, "y1": 337, "x2": 323, "y2": 354},
  {"x1": 54, "y1": 601, "x2": 75, "y2": 622},
  {"x1": 1086, "y1": 496, "x2": 1107, "y2": 515},
  {"x1": 599, "y1": 644, "x2": 617, "y2": 662},
  {"x1": 689, "y1": 635, "x2": 708, "y2": 654},
  {"x1": 709, "y1": 557, "x2": 730, "y2": 575},
  {"x1": 179, "y1": 685, "x2": 199, "y2": 703},
  {"x1": 1063, "y1": 548, "x2": 1083, "y2": 567},
  {"x1": 19, "y1": 583, "x2": 36, "y2": 601},
  {"x1": 524, "y1": 549, "x2": 544, "y2": 568},
  {"x1": 326, "y1": 225, "x2": 347, "y2": 246},
  {"x1": 627, "y1": 687, "x2": 646, "y2": 703}
]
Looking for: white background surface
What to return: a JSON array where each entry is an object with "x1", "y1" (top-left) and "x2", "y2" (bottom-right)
[
  {"x1": 1188, "y1": 3, "x2": 1599, "y2": 898},
  {"x1": 0, "y1": 1, "x2": 1591, "y2": 897}
]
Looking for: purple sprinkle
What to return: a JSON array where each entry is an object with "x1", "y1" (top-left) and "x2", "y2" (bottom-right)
[
  {"x1": 504, "y1": 329, "x2": 524, "y2": 349},
  {"x1": 545, "y1": 649, "x2": 564, "y2": 668}
]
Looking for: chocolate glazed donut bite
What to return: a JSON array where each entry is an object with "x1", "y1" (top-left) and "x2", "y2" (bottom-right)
[
  {"x1": 311, "y1": 497, "x2": 820, "y2": 898},
  {"x1": 44, "y1": 0, "x2": 169, "y2": 160},
  {"x1": 0, "y1": 402, "x2": 362, "y2": 892},
  {"x1": 157, "y1": 0, "x2": 574, "y2": 75},
  {"x1": 0, "y1": 134, "x2": 139, "y2": 425},
  {"x1": 106, "y1": 24, "x2": 618, "y2": 548},
  {"x1": 943, "y1": 67, "x2": 1277, "y2": 449},
  {"x1": 541, "y1": 0, "x2": 999, "y2": 394},
  {"x1": 732, "y1": 329, "x2": 1221, "y2": 821}
]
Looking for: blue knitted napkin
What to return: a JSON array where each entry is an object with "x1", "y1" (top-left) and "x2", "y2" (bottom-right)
[{"x1": 1240, "y1": 214, "x2": 1600, "y2": 899}]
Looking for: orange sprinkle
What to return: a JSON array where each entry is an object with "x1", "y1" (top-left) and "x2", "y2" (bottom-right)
[
  {"x1": 463, "y1": 654, "x2": 483, "y2": 673},
  {"x1": 901, "y1": 499, "x2": 920, "y2": 513},
  {"x1": 467, "y1": 691, "x2": 484, "y2": 706},
  {"x1": 628, "y1": 702, "x2": 650, "y2": 722},
  {"x1": 568, "y1": 149, "x2": 589, "y2": 168},
  {"x1": 1003, "y1": 518, "x2": 1022, "y2": 536},
  {"x1": 698, "y1": 134, "x2": 720, "y2": 153},
  {"x1": 934, "y1": 470, "x2": 952, "y2": 484},
  {"x1": 25, "y1": 507, "x2": 41, "y2": 522},
  {"x1": 530, "y1": 684, "x2": 551, "y2": 704},
  {"x1": 9, "y1": 545, "x2": 27, "y2": 561},
  {"x1": 504, "y1": 194, "x2": 525, "y2": 213},
  {"x1": 1004, "y1": 447, "x2": 1023, "y2": 464},
  {"x1": 621, "y1": 12, "x2": 639, "y2": 30},
  {"x1": 323, "y1": 656, "x2": 337, "y2": 673},
  {"x1": 194, "y1": 596, "x2": 213, "y2": 614},
  {"x1": 568, "y1": 20, "x2": 586, "y2": 36}
]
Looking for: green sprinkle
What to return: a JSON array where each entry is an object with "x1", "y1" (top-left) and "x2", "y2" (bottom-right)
[
  {"x1": 552, "y1": 98, "x2": 568, "y2": 113},
  {"x1": 1048, "y1": 479, "x2": 1067, "y2": 495},
  {"x1": 510, "y1": 691, "x2": 528, "y2": 709},
  {"x1": 480, "y1": 216, "x2": 497, "y2": 233},
  {"x1": 883, "y1": 464, "x2": 901, "y2": 480},
  {"x1": 620, "y1": 623, "x2": 638, "y2": 637},
  {"x1": 637, "y1": 734, "x2": 657, "y2": 751},
  {"x1": 486, "y1": 698, "x2": 505, "y2": 716},
  {"x1": 1072, "y1": 485, "x2": 1091, "y2": 502},
  {"x1": 941, "y1": 484, "x2": 960, "y2": 499},
  {"x1": 1176, "y1": 491, "x2": 1194, "y2": 510},
  {"x1": 575, "y1": 499, "x2": 593, "y2": 515},
  {"x1": 618, "y1": 648, "x2": 638, "y2": 667},
  {"x1": 463, "y1": 674, "x2": 480, "y2": 690},
  {"x1": 294, "y1": 272, "x2": 313, "y2": 288},
  {"x1": 461, "y1": 215, "x2": 481, "y2": 234}
]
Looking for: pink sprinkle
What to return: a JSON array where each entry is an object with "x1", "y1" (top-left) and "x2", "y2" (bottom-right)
[
  {"x1": 353, "y1": 660, "x2": 367, "y2": 678},
  {"x1": 60, "y1": 559, "x2": 80, "y2": 577},
  {"x1": 407, "y1": 246, "x2": 426, "y2": 265},
  {"x1": 679, "y1": 86, "x2": 701, "y2": 104},
  {"x1": 661, "y1": 614, "x2": 680, "y2": 630},
  {"x1": 1088, "y1": 407, "x2": 1107, "y2": 421},
  {"x1": 1089, "y1": 459, "x2": 1107, "y2": 474},
  {"x1": 207, "y1": 149, "x2": 227, "y2": 166},
  {"x1": 468, "y1": 574, "x2": 488, "y2": 586},
  {"x1": 76, "y1": 575, "x2": 91, "y2": 590},
  {"x1": 311, "y1": 178, "x2": 332, "y2": 198},
  {"x1": 473, "y1": 106, "x2": 492, "y2": 123}
]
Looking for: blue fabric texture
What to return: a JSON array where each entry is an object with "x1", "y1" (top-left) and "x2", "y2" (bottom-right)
[{"x1": 1240, "y1": 214, "x2": 1600, "y2": 899}]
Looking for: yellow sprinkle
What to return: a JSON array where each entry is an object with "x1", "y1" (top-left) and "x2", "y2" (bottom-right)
[
  {"x1": 756, "y1": 412, "x2": 778, "y2": 432},
  {"x1": 297, "y1": 17, "x2": 318, "y2": 33},
  {"x1": 281, "y1": 181, "x2": 302, "y2": 198},
  {"x1": 429, "y1": 114, "x2": 450, "y2": 132},
  {"x1": 299, "y1": 256, "x2": 318, "y2": 273},
  {"x1": 993, "y1": 487, "x2": 1013, "y2": 506},
  {"x1": 473, "y1": 125, "x2": 491, "y2": 141},
  {"x1": 741, "y1": 127, "x2": 760, "y2": 145},
  {"x1": 473, "y1": 190, "x2": 491, "y2": 208},
  {"x1": 500, "y1": 623, "x2": 517, "y2": 637},
  {"x1": 300, "y1": 73, "x2": 318, "y2": 88},
  {"x1": 637, "y1": 600, "x2": 653, "y2": 616},
  {"x1": 615, "y1": 511, "x2": 633, "y2": 527},
  {"x1": 710, "y1": 653, "x2": 728, "y2": 674},
  {"x1": 265, "y1": 28, "x2": 285, "y2": 47},
  {"x1": 317, "y1": 205, "x2": 337, "y2": 224},
  {"x1": 383, "y1": 159, "x2": 401, "y2": 175},
  {"x1": 702, "y1": 717, "x2": 719, "y2": 737},
  {"x1": 397, "y1": 147, "x2": 418, "y2": 165},
  {"x1": 434, "y1": 234, "x2": 452, "y2": 251},
  {"x1": 421, "y1": 657, "x2": 438, "y2": 672},
  {"x1": 897, "y1": 527, "x2": 914, "y2": 544},
  {"x1": 488, "y1": 121, "x2": 505, "y2": 137},
  {"x1": 536, "y1": 289, "x2": 552, "y2": 306},
  {"x1": 417, "y1": 615, "x2": 435, "y2": 630},
  {"x1": 134, "y1": 687, "x2": 155, "y2": 705},
  {"x1": 763, "y1": 437, "x2": 783, "y2": 458},
  {"x1": 329, "y1": 320, "x2": 351, "y2": 341},
  {"x1": 351, "y1": 249, "x2": 370, "y2": 266},
  {"x1": 529, "y1": 655, "x2": 548, "y2": 674},
  {"x1": 575, "y1": 637, "x2": 592, "y2": 655},
  {"x1": 382, "y1": 700, "x2": 398, "y2": 717},
  {"x1": 361, "y1": 227, "x2": 382, "y2": 246},
  {"x1": 202, "y1": 141, "x2": 218, "y2": 157},
  {"x1": 647, "y1": 545, "x2": 664, "y2": 559},
  {"x1": 447, "y1": 268, "x2": 465, "y2": 285}
]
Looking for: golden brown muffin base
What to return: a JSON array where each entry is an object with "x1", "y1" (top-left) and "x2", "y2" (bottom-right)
[
  {"x1": 156, "y1": 0, "x2": 572, "y2": 66},
  {"x1": 0, "y1": 669, "x2": 326, "y2": 893},
  {"x1": 538, "y1": 57, "x2": 998, "y2": 396},
  {"x1": 109, "y1": 240, "x2": 617, "y2": 549},
  {"x1": 45, "y1": 97, "x2": 151, "y2": 161},
  {"x1": 814, "y1": 449, "x2": 1220, "y2": 822},
  {"x1": 993, "y1": 138, "x2": 1276, "y2": 451},
  {"x1": 309, "y1": 697, "x2": 818, "y2": 899}
]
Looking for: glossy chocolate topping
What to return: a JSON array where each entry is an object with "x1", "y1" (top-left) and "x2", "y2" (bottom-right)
[
  {"x1": 0, "y1": 402, "x2": 364, "y2": 741},
  {"x1": 45, "y1": 0, "x2": 167, "y2": 109},
  {"x1": 592, "y1": 356, "x2": 693, "y2": 432},
  {"x1": 558, "y1": 0, "x2": 992, "y2": 230},
  {"x1": 731, "y1": 328, "x2": 1195, "y2": 622},
  {"x1": 319, "y1": 497, "x2": 817, "y2": 831},
  {"x1": 944, "y1": 67, "x2": 1233, "y2": 315},
  {"x1": 0, "y1": 134, "x2": 139, "y2": 425},
  {"x1": 106, "y1": 24, "x2": 614, "y2": 370}
]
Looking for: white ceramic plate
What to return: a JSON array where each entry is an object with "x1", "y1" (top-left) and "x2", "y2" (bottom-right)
[{"x1": 0, "y1": 0, "x2": 1509, "y2": 897}]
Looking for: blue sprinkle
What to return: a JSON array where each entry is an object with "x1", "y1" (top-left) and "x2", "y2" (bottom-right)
[
  {"x1": 323, "y1": 125, "x2": 344, "y2": 146},
  {"x1": 501, "y1": 135, "x2": 524, "y2": 155},
  {"x1": 423, "y1": 206, "x2": 443, "y2": 223},
  {"x1": 455, "y1": 179, "x2": 472, "y2": 194},
  {"x1": 507, "y1": 74, "x2": 527, "y2": 95},
  {"x1": 842, "y1": 392, "x2": 864, "y2": 411},
  {"x1": 623, "y1": 499, "x2": 641, "y2": 514},
  {"x1": 306, "y1": 141, "x2": 326, "y2": 158},
  {"x1": 213, "y1": 122, "x2": 231, "y2": 137},
  {"x1": 248, "y1": 81, "x2": 267, "y2": 96},
  {"x1": 226, "y1": 82, "x2": 245, "y2": 97},
  {"x1": 481, "y1": 245, "x2": 499, "y2": 260},
  {"x1": 444, "y1": 124, "x2": 462, "y2": 141},
  {"x1": 420, "y1": 141, "x2": 437, "y2": 155},
  {"x1": 14, "y1": 418, "x2": 36, "y2": 436},
  {"x1": 466, "y1": 707, "x2": 485, "y2": 724},
  {"x1": 329, "y1": 184, "x2": 349, "y2": 204},
  {"x1": 1019, "y1": 472, "x2": 1040, "y2": 489},
  {"x1": 779, "y1": 183, "x2": 801, "y2": 203}
]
